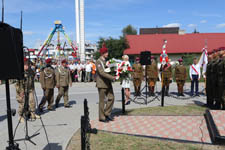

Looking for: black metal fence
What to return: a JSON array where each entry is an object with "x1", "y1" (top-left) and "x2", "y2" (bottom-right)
[{"x1": 81, "y1": 99, "x2": 97, "y2": 150}]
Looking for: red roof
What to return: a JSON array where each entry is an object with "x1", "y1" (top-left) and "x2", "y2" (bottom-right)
[{"x1": 124, "y1": 33, "x2": 225, "y2": 55}]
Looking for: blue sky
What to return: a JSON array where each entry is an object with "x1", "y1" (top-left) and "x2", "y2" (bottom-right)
[{"x1": 2, "y1": 0, "x2": 225, "y2": 48}]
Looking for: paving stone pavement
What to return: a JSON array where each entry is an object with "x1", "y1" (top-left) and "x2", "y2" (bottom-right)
[
  {"x1": 91, "y1": 115, "x2": 211, "y2": 144},
  {"x1": 0, "y1": 82, "x2": 206, "y2": 150},
  {"x1": 209, "y1": 110, "x2": 225, "y2": 136}
]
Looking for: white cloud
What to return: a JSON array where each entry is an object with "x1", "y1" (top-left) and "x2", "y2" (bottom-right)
[
  {"x1": 187, "y1": 24, "x2": 197, "y2": 28},
  {"x1": 216, "y1": 23, "x2": 225, "y2": 28},
  {"x1": 168, "y1": 9, "x2": 175, "y2": 14},
  {"x1": 163, "y1": 23, "x2": 181, "y2": 28},
  {"x1": 200, "y1": 20, "x2": 207, "y2": 24}
]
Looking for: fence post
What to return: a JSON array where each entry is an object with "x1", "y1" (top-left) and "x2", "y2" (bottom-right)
[
  {"x1": 161, "y1": 85, "x2": 165, "y2": 107},
  {"x1": 121, "y1": 88, "x2": 125, "y2": 114},
  {"x1": 81, "y1": 116, "x2": 86, "y2": 150}
]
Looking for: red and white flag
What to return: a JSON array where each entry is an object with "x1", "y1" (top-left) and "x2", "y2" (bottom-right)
[{"x1": 160, "y1": 40, "x2": 169, "y2": 65}]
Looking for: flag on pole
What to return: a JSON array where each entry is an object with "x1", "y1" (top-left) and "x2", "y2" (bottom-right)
[
  {"x1": 160, "y1": 40, "x2": 169, "y2": 65},
  {"x1": 198, "y1": 40, "x2": 208, "y2": 77}
]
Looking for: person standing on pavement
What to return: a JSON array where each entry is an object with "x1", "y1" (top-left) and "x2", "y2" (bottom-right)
[
  {"x1": 132, "y1": 57, "x2": 144, "y2": 96},
  {"x1": 96, "y1": 44, "x2": 116, "y2": 123},
  {"x1": 76, "y1": 60, "x2": 82, "y2": 82},
  {"x1": 160, "y1": 61, "x2": 172, "y2": 96},
  {"x1": 39, "y1": 58, "x2": 56, "y2": 112},
  {"x1": 146, "y1": 56, "x2": 158, "y2": 96},
  {"x1": 81, "y1": 62, "x2": 86, "y2": 82},
  {"x1": 189, "y1": 58, "x2": 201, "y2": 96},
  {"x1": 55, "y1": 59, "x2": 72, "y2": 108},
  {"x1": 175, "y1": 58, "x2": 187, "y2": 96},
  {"x1": 16, "y1": 58, "x2": 40, "y2": 123},
  {"x1": 85, "y1": 60, "x2": 92, "y2": 82}
]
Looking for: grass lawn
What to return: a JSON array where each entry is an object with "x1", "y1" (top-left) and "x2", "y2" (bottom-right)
[
  {"x1": 124, "y1": 104, "x2": 207, "y2": 116},
  {"x1": 66, "y1": 105, "x2": 224, "y2": 150},
  {"x1": 67, "y1": 129, "x2": 224, "y2": 150}
]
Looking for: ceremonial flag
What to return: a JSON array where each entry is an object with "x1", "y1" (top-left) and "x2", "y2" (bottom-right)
[
  {"x1": 198, "y1": 41, "x2": 208, "y2": 77},
  {"x1": 160, "y1": 40, "x2": 169, "y2": 65}
]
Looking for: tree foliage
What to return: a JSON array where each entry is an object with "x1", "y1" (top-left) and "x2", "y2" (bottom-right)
[
  {"x1": 96, "y1": 36, "x2": 129, "y2": 60},
  {"x1": 122, "y1": 24, "x2": 137, "y2": 37}
]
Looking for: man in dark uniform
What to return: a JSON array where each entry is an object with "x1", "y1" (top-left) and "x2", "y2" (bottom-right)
[
  {"x1": 39, "y1": 58, "x2": 56, "y2": 112},
  {"x1": 96, "y1": 44, "x2": 116, "y2": 122},
  {"x1": 146, "y1": 56, "x2": 158, "y2": 96},
  {"x1": 217, "y1": 48, "x2": 225, "y2": 110},
  {"x1": 132, "y1": 57, "x2": 144, "y2": 96},
  {"x1": 206, "y1": 51, "x2": 214, "y2": 108},
  {"x1": 160, "y1": 61, "x2": 172, "y2": 96},
  {"x1": 221, "y1": 51, "x2": 225, "y2": 110},
  {"x1": 211, "y1": 49, "x2": 221, "y2": 109},
  {"x1": 55, "y1": 59, "x2": 72, "y2": 108},
  {"x1": 175, "y1": 58, "x2": 187, "y2": 96}
]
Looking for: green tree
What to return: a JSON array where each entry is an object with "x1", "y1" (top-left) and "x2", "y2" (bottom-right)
[
  {"x1": 122, "y1": 24, "x2": 137, "y2": 37},
  {"x1": 97, "y1": 36, "x2": 129, "y2": 60}
]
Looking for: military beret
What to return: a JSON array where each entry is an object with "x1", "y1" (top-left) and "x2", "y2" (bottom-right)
[
  {"x1": 178, "y1": 58, "x2": 183, "y2": 62},
  {"x1": 24, "y1": 57, "x2": 28, "y2": 62},
  {"x1": 100, "y1": 43, "x2": 108, "y2": 55},
  {"x1": 61, "y1": 59, "x2": 67, "y2": 64},
  {"x1": 45, "y1": 58, "x2": 52, "y2": 64},
  {"x1": 218, "y1": 47, "x2": 225, "y2": 51},
  {"x1": 136, "y1": 57, "x2": 140, "y2": 61}
]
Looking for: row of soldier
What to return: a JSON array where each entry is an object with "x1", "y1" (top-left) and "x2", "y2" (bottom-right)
[
  {"x1": 132, "y1": 56, "x2": 202, "y2": 97},
  {"x1": 15, "y1": 58, "x2": 72, "y2": 123},
  {"x1": 206, "y1": 48, "x2": 225, "y2": 110}
]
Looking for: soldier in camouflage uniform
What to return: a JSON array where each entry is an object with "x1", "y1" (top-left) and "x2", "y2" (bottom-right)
[
  {"x1": 175, "y1": 58, "x2": 187, "y2": 96},
  {"x1": 15, "y1": 58, "x2": 40, "y2": 123},
  {"x1": 132, "y1": 57, "x2": 144, "y2": 96},
  {"x1": 39, "y1": 58, "x2": 56, "y2": 112},
  {"x1": 55, "y1": 59, "x2": 72, "y2": 108},
  {"x1": 160, "y1": 62, "x2": 172, "y2": 96},
  {"x1": 146, "y1": 57, "x2": 158, "y2": 96}
]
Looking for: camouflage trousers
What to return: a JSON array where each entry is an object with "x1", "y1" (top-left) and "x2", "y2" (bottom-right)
[
  {"x1": 56, "y1": 86, "x2": 69, "y2": 106},
  {"x1": 16, "y1": 90, "x2": 36, "y2": 116}
]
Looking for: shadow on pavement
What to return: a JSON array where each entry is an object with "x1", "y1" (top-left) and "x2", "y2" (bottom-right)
[
  {"x1": 0, "y1": 114, "x2": 7, "y2": 122},
  {"x1": 43, "y1": 143, "x2": 62, "y2": 150},
  {"x1": 193, "y1": 100, "x2": 207, "y2": 107}
]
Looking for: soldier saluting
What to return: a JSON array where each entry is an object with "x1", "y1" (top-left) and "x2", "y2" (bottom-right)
[
  {"x1": 132, "y1": 57, "x2": 144, "y2": 96},
  {"x1": 39, "y1": 58, "x2": 56, "y2": 112},
  {"x1": 175, "y1": 58, "x2": 186, "y2": 96},
  {"x1": 96, "y1": 44, "x2": 116, "y2": 123},
  {"x1": 55, "y1": 59, "x2": 72, "y2": 108}
]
